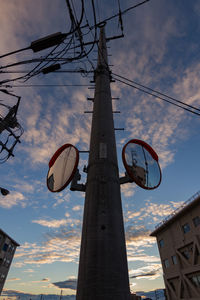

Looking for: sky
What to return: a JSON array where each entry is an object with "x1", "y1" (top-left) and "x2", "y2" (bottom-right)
[{"x1": 0, "y1": 0, "x2": 200, "y2": 298}]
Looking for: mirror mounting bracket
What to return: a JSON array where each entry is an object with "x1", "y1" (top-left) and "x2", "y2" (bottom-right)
[
  {"x1": 119, "y1": 172, "x2": 134, "y2": 185},
  {"x1": 70, "y1": 169, "x2": 86, "y2": 192}
]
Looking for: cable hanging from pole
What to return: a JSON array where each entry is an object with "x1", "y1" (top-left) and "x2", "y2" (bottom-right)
[{"x1": 0, "y1": 0, "x2": 150, "y2": 85}]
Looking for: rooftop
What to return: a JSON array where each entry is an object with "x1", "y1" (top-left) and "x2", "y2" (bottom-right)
[
  {"x1": 0, "y1": 228, "x2": 20, "y2": 246},
  {"x1": 151, "y1": 190, "x2": 200, "y2": 236}
]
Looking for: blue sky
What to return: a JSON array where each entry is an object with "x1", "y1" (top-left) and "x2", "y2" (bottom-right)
[{"x1": 0, "y1": 0, "x2": 200, "y2": 298}]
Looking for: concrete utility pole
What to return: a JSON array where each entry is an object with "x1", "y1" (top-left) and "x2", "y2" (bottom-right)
[{"x1": 76, "y1": 27, "x2": 130, "y2": 300}]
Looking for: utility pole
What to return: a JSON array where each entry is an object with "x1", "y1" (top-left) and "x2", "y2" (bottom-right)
[{"x1": 76, "y1": 26, "x2": 130, "y2": 300}]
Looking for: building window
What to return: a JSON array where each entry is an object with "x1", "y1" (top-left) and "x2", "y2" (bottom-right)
[
  {"x1": 182, "y1": 250, "x2": 190, "y2": 259},
  {"x1": 191, "y1": 274, "x2": 200, "y2": 287},
  {"x1": 3, "y1": 258, "x2": 6, "y2": 265},
  {"x1": 193, "y1": 216, "x2": 200, "y2": 227},
  {"x1": 0, "y1": 274, "x2": 5, "y2": 282},
  {"x1": 182, "y1": 223, "x2": 190, "y2": 233},
  {"x1": 159, "y1": 239, "x2": 164, "y2": 248},
  {"x1": 6, "y1": 259, "x2": 10, "y2": 267},
  {"x1": 170, "y1": 281, "x2": 176, "y2": 291},
  {"x1": 164, "y1": 259, "x2": 170, "y2": 268},
  {"x1": 3, "y1": 243, "x2": 8, "y2": 252},
  {"x1": 172, "y1": 255, "x2": 177, "y2": 265}
]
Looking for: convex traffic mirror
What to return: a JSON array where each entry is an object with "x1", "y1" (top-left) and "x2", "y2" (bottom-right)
[
  {"x1": 47, "y1": 144, "x2": 79, "y2": 192},
  {"x1": 122, "y1": 139, "x2": 161, "y2": 190}
]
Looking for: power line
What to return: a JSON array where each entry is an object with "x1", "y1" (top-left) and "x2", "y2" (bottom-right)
[
  {"x1": 1, "y1": 84, "x2": 93, "y2": 87},
  {"x1": 0, "y1": 69, "x2": 92, "y2": 74},
  {"x1": 0, "y1": 0, "x2": 150, "y2": 87},
  {"x1": 94, "y1": 0, "x2": 150, "y2": 28},
  {"x1": 112, "y1": 72, "x2": 200, "y2": 113},
  {"x1": 112, "y1": 74, "x2": 200, "y2": 116}
]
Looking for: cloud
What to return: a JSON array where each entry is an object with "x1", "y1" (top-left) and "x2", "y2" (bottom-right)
[
  {"x1": 122, "y1": 199, "x2": 186, "y2": 265},
  {"x1": 72, "y1": 205, "x2": 82, "y2": 211},
  {"x1": 0, "y1": 191, "x2": 26, "y2": 209},
  {"x1": 126, "y1": 200, "x2": 184, "y2": 225},
  {"x1": 7, "y1": 278, "x2": 21, "y2": 281},
  {"x1": 21, "y1": 92, "x2": 91, "y2": 165},
  {"x1": 1, "y1": 4, "x2": 199, "y2": 297},
  {"x1": 129, "y1": 264, "x2": 162, "y2": 280},
  {"x1": 130, "y1": 271, "x2": 157, "y2": 279},
  {"x1": 2, "y1": 289, "x2": 76, "y2": 300},
  {"x1": 14, "y1": 224, "x2": 81, "y2": 266},
  {"x1": 41, "y1": 278, "x2": 50, "y2": 282},
  {"x1": 128, "y1": 254, "x2": 160, "y2": 263},
  {"x1": 28, "y1": 278, "x2": 50, "y2": 285},
  {"x1": 108, "y1": 2, "x2": 200, "y2": 176},
  {"x1": 52, "y1": 193, "x2": 71, "y2": 208},
  {"x1": 121, "y1": 183, "x2": 137, "y2": 198},
  {"x1": 23, "y1": 269, "x2": 34, "y2": 273},
  {"x1": 52, "y1": 279, "x2": 77, "y2": 290},
  {"x1": 126, "y1": 227, "x2": 156, "y2": 249},
  {"x1": 13, "y1": 181, "x2": 35, "y2": 193},
  {"x1": 32, "y1": 218, "x2": 67, "y2": 228},
  {"x1": 0, "y1": 0, "x2": 198, "y2": 174},
  {"x1": 0, "y1": 1, "x2": 67, "y2": 54},
  {"x1": 14, "y1": 196, "x2": 180, "y2": 267}
]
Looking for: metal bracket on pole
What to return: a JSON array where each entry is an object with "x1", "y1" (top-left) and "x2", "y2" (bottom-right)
[
  {"x1": 87, "y1": 97, "x2": 94, "y2": 102},
  {"x1": 70, "y1": 169, "x2": 86, "y2": 192},
  {"x1": 119, "y1": 172, "x2": 134, "y2": 185}
]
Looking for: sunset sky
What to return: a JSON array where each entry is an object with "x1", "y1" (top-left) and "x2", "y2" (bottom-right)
[{"x1": 0, "y1": 0, "x2": 200, "y2": 297}]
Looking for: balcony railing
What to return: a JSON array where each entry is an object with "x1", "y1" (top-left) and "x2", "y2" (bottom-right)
[{"x1": 155, "y1": 190, "x2": 200, "y2": 229}]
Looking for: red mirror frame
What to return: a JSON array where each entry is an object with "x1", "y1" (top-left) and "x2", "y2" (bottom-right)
[
  {"x1": 122, "y1": 139, "x2": 162, "y2": 190},
  {"x1": 47, "y1": 144, "x2": 79, "y2": 192}
]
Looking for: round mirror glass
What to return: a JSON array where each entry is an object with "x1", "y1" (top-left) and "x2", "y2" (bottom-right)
[
  {"x1": 122, "y1": 139, "x2": 161, "y2": 190},
  {"x1": 47, "y1": 144, "x2": 79, "y2": 192}
]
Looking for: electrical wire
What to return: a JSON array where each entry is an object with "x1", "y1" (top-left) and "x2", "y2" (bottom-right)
[
  {"x1": 0, "y1": 0, "x2": 87, "y2": 82},
  {"x1": 1, "y1": 84, "x2": 93, "y2": 87},
  {"x1": 96, "y1": 0, "x2": 100, "y2": 23},
  {"x1": 112, "y1": 72, "x2": 200, "y2": 113},
  {"x1": 0, "y1": 69, "x2": 92, "y2": 73},
  {"x1": 24, "y1": 42, "x2": 65, "y2": 81},
  {"x1": 112, "y1": 75, "x2": 200, "y2": 116},
  {"x1": 117, "y1": 0, "x2": 124, "y2": 33},
  {"x1": 0, "y1": 0, "x2": 150, "y2": 85},
  {"x1": 27, "y1": 36, "x2": 74, "y2": 78},
  {"x1": 91, "y1": 0, "x2": 150, "y2": 29}
]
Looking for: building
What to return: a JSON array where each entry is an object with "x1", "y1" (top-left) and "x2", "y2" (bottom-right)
[
  {"x1": 130, "y1": 293, "x2": 141, "y2": 300},
  {"x1": 150, "y1": 191, "x2": 200, "y2": 300},
  {"x1": 0, "y1": 229, "x2": 19, "y2": 294}
]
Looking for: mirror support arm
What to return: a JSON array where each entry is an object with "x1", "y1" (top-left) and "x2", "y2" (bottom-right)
[
  {"x1": 119, "y1": 172, "x2": 134, "y2": 185},
  {"x1": 70, "y1": 169, "x2": 86, "y2": 192}
]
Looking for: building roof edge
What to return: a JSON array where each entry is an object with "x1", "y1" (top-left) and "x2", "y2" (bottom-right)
[
  {"x1": 150, "y1": 191, "x2": 200, "y2": 237},
  {"x1": 0, "y1": 228, "x2": 20, "y2": 246}
]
